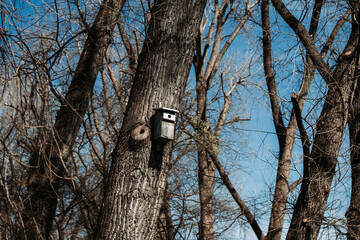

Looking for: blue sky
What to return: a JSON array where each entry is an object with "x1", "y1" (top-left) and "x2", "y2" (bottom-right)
[{"x1": 0, "y1": 0, "x2": 353, "y2": 239}]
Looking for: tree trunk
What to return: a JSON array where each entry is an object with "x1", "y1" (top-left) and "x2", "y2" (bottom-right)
[
  {"x1": 198, "y1": 148, "x2": 216, "y2": 240},
  {"x1": 269, "y1": 1, "x2": 359, "y2": 239},
  {"x1": 286, "y1": 22, "x2": 359, "y2": 240},
  {"x1": 286, "y1": 84, "x2": 351, "y2": 240},
  {"x1": 262, "y1": 1, "x2": 322, "y2": 239},
  {"x1": 261, "y1": 2, "x2": 287, "y2": 238},
  {"x1": 21, "y1": 0, "x2": 126, "y2": 239},
  {"x1": 196, "y1": 72, "x2": 215, "y2": 240},
  {"x1": 93, "y1": 0, "x2": 207, "y2": 239},
  {"x1": 157, "y1": 183, "x2": 175, "y2": 240},
  {"x1": 192, "y1": 2, "x2": 254, "y2": 237},
  {"x1": 346, "y1": 48, "x2": 360, "y2": 240}
]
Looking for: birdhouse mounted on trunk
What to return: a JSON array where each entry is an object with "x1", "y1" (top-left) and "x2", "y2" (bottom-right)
[{"x1": 153, "y1": 107, "x2": 179, "y2": 142}]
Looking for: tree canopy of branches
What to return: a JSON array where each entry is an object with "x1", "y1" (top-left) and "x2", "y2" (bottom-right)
[{"x1": 0, "y1": 0, "x2": 359, "y2": 240}]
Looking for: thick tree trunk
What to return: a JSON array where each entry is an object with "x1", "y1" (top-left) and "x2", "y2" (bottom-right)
[
  {"x1": 286, "y1": 84, "x2": 351, "y2": 240},
  {"x1": 346, "y1": 54, "x2": 360, "y2": 239},
  {"x1": 20, "y1": 0, "x2": 126, "y2": 239},
  {"x1": 157, "y1": 184, "x2": 175, "y2": 240},
  {"x1": 286, "y1": 29, "x2": 359, "y2": 240},
  {"x1": 347, "y1": 84, "x2": 360, "y2": 240},
  {"x1": 93, "y1": 1, "x2": 207, "y2": 239}
]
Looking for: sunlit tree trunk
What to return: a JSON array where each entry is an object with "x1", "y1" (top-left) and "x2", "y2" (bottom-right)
[
  {"x1": 21, "y1": 0, "x2": 126, "y2": 239},
  {"x1": 191, "y1": 2, "x2": 255, "y2": 238},
  {"x1": 195, "y1": 52, "x2": 215, "y2": 240},
  {"x1": 286, "y1": 82, "x2": 353, "y2": 240},
  {"x1": 268, "y1": 1, "x2": 360, "y2": 238},
  {"x1": 261, "y1": 1, "x2": 322, "y2": 239},
  {"x1": 93, "y1": 0, "x2": 207, "y2": 239},
  {"x1": 196, "y1": 97, "x2": 216, "y2": 240}
]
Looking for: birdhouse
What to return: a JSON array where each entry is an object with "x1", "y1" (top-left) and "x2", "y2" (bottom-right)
[{"x1": 153, "y1": 107, "x2": 179, "y2": 142}]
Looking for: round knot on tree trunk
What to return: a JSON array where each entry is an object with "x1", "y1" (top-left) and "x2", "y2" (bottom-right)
[{"x1": 131, "y1": 125, "x2": 150, "y2": 141}]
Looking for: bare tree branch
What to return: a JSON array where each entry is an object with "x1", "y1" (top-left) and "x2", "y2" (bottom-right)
[
  {"x1": 207, "y1": 149, "x2": 265, "y2": 240},
  {"x1": 271, "y1": 0, "x2": 333, "y2": 84}
]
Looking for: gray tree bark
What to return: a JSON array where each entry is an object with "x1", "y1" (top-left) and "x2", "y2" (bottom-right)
[
  {"x1": 157, "y1": 183, "x2": 175, "y2": 240},
  {"x1": 93, "y1": 0, "x2": 207, "y2": 239},
  {"x1": 192, "y1": 2, "x2": 254, "y2": 238},
  {"x1": 261, "y1": 1, "x2": 323, "y2": 239},
  {"x1": 268, "y1": 0, "x2": 360, "y2": 238}
]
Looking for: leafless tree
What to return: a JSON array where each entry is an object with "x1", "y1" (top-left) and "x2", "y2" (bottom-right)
[
  {"x1": 93, "y1": 0, "x2": 207, "y2": 238},
  {"x1": 192, "y1": 0, "x2": 258, "y2": 239},
  {"x1": 1, "y1": 1, "x2": 360, "y2": 239}
]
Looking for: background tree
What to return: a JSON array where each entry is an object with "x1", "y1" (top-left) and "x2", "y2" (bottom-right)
[
  {"x1": 269, "y1": 0, "x2": 359, "y2": 239},
  {"x1": 21, "y1": 0, "x2": 126, "y2": 238},
  {"x1": 0, "y1": 0, "x2": 127, "y2": 238},
  {"x1": 347, "y1": 57, "x2": 360, "y2": 239},
  {"x1": 192, "y1": 0, "x2": 256, "y2": 239},
  {"x1": 261, "y1": 0, "x2": 349, "y2": 239}
]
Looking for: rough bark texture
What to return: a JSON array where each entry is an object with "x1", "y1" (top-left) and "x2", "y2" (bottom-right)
[
  {"x1": 21, "y1": 0, "x2": 125, "y2": 239},
  {"x1": 284, "y1": 2, "x2": 360, "y2": 238},
  {"x1": 196, "y1": 49, "x2": 216, "y2": 240},
  {"x1": 346, "y1": 40, "x2": 360, "y2": 240},
  {"x1": 197, "y1": 138, "x2": 216, "y2": 240},
  {"x1": 93, "y1": 0, "x2": 207, "y2": 239},
  {"x1": 157, "y1": 184, "x2": 175, "y2": 240},
  {"x1": 286, "y1": 85, "x2": 351, "y2": 240}
]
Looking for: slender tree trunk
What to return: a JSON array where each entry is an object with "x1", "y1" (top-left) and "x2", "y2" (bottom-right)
[
  {"x1": 262, "y1": 1, "x2": 322, "y2": 239},
  {"x1": 192, "y1": 2, "x2": 254, "y2": 237},
  {"x1": 207, "y1": 149, "x2": 265, "y2": 240},
  {"x1": 197, "y1": 148, "x2": 216, "y2": 240},
  {"x1": 195, "y1": 72, "x2": 216, "y2": 240},
  {"x1": 20, "y1": 0, "x2": 126, "y2": 239},
  {"x1": 261, "y1": 2, "x2": 287, "y2": 237},
  {"x1": 269, "y1": 1, "x2": 359, "y2": 239},
  {"x1": 93, "y1": 1, "x2": 207, "y2": 239}
]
